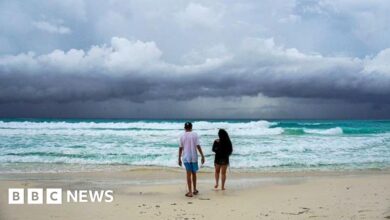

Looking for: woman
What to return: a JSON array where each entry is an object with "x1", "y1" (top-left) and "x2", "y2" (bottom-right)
[{"x1": 212, "y1": 129, "x2": 233, "y2": 190}]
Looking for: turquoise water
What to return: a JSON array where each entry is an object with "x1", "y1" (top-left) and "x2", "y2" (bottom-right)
[{"x1": 0, "y1": 119, "x2": 390, "y2": 172}]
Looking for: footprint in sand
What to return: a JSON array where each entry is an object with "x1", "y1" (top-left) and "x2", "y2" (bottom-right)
[{"x1": 281, "y1": 207, "x2": 310, "y2": 215}]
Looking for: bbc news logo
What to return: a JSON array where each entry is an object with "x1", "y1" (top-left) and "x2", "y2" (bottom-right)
[{"x1": 9, "y1": 188, "x2": 114, "y2": 204}]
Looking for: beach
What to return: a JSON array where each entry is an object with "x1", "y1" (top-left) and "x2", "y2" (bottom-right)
[
  {"x1": 2, "y1": 0, "x2": 390, "y2": 218},
  {"x1": 1, "y1": 119, "x2": 390, "y2": 219},
  {"x1": 1, "y1": 167, "x2": 390, "y2": 220}
]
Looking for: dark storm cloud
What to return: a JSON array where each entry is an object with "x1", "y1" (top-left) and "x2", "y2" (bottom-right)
[
  {"x1": 1, "y1": 0, "x2": 390, "y2": 119},
  {"x1": 1, "y1": 37, "x2": 390, "y2": 105}
]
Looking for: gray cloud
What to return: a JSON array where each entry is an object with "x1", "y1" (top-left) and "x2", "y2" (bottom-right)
[
  {"x1": 32, "y1": 20, "x2": 71, "y2": 34},
  {"x1": 2, "y1": 96, "x2": 390, "y2": 119},
  {"x1": 1, "y1": 0, "x2": 390, "y2": 118},
  {"x1": 1, "y1": 37, "x2": 390, "y2": 105}
]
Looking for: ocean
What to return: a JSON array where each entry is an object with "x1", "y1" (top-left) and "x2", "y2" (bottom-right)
[{"x1": 0, "y1": 119, "x2": 389, "y2": 173}]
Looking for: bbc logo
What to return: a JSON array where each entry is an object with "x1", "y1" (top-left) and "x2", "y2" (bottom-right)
[
  {"x1": 9, "y1": 188, "x2": 114, "y2": 204},
  {"x1": 9, "y1": 188, "x2": 62, "y2": 204}
]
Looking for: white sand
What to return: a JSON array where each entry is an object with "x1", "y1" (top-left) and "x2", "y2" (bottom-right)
[{"x1": 1, "y1": 168, "x2": 390, "y2": 219}]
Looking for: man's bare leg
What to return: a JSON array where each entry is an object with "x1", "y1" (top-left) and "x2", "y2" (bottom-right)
[
  {"x1": 192, "y1": 172, "x2": 197, "y2": 193},
  {"x1": 186, "y1": 171, "x2": 193, "y2": 196}
]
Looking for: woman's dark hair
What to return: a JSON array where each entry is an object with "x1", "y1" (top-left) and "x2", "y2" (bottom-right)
[{"x1": 218, "y1": 129, "x2": 233, "y2": 155}]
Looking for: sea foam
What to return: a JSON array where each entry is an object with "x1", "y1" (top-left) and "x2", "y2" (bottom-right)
[
  {"x1": 0, "y1": 119, "x2": 389, "y2": 172},
  {"x1": 304, "y1": 127, "x2": 343, "y2": 135}
]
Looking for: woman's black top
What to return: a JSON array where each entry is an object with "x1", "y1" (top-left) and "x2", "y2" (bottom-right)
[{"x1": 212, "y1": 140, "x2": 233, "y2": 165}]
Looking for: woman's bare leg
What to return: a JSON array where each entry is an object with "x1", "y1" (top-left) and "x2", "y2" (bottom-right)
[
  {"x1": 221, "y1": 165, "x2": 228, "y2": 190},
  {"x1": 214, "y1": 164, "x2": 221, "y2": 189}
]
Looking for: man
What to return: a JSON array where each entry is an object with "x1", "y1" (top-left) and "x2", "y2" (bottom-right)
[{"x1": 178, "y1": 122, "x2": 205, "y2": 197}]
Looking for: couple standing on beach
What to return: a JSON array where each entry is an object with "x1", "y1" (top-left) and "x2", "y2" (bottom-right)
[{"x1": 178, "y1": 122, "x2": 233, "y2": 197}]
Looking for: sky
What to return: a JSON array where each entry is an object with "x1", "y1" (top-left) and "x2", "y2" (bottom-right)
[{"x1": 1, "y1": 0, "x2": 390, "y2": 119}]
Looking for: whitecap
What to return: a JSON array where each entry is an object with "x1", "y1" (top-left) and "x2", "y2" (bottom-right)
[{"x1": 304, "y1": 127, "x2": 343, "y2": 135}]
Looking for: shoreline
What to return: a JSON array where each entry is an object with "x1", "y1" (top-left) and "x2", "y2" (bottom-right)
[
  {"x1": 1, "y1": 162, "x2": 390, "y2": 175},
  {"x1": 1, "y1": 166, "x2": 390, "y2": 185}
]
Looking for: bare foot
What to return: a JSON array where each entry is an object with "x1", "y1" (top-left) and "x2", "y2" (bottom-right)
[
  {"x1": 214, "y1": 185, "x2": 218, "y2": 189},
  {"x1": 222, "y1": 187, "x2": 226, "y2": 190}
]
